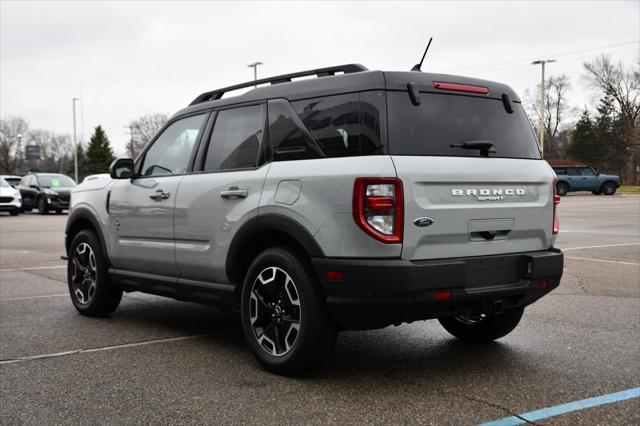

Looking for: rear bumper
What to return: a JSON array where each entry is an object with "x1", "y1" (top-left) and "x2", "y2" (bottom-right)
[{"x1": 312, "y1": 249, "x2": 563, "y2": 330}]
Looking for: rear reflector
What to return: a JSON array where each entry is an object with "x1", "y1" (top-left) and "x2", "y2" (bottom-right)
[
  {"x1": 433, "y1": 81, "x2": 489, "y2": 94},
  {"x1": 433, "y1": 290, "x2": 452, "y2": 300},
  {"x1": 536, "y1": 279, "x2": 549, "y2": 289},
  {"x1": 326, "y1": 271, "x2": 343, "y2": 281}
]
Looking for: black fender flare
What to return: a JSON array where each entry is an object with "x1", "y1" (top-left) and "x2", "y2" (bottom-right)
[
  {"x1": 225, "y1": 213, "x2": 324, "y2": 284},
  {"x1": 65, "y1": 206, "x2": 110, "y2": 263}
]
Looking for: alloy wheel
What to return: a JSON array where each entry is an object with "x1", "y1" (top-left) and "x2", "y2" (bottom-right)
[
  {"x1": 70, "y1": 242, "x2": 97, "y2": 304},
  {"x1": 249, "y1": 266, "x2": 301, "y2": 357}
]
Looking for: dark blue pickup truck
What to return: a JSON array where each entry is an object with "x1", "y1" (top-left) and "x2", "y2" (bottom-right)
[{"x1": 551, "y1": 162, "x2": 620, "y2": 196}]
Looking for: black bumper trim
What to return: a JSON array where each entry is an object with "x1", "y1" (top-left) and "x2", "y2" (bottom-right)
[{"x1": 312, "y1": 249, "x2": 563, "y2": 330}]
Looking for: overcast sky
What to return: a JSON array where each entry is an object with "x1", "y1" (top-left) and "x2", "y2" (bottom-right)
[{"x1": 1, "y1": 0, "x2": 638, "y2": 155}]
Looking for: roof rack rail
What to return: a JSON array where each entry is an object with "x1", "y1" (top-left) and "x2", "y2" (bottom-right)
[{"x1": 189, "y1": 64, "x2": 368, "y2": 106}]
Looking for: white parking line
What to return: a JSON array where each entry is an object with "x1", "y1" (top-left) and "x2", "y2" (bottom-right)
[
  {"x1": 0, "y1": 265, "x2": 66, "y2": 272},
  {"x1": 1, "y1": 293, "x2": 68, "y2": 302},
  {"x1": 0, "y1": 334, "x2": 212, "y2": 365},
  {"x1": 566, "y1": 256, "x2": 640, "y2": 266},
  {"x1": 561, "y1": 242, "x2": 640, "y2": 251}
]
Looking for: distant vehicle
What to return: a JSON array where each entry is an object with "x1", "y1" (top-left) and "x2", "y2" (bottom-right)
[
  {"x1": 0, "y1": 177, "x2": 22, "y2": 215},
  {"x1": 0, "y1": 175, "x2": 22, "y2": 188},
  {"x1": 17, "y1": 173, "x2": 76, "y2": 214},
  {"x1": 549, "y1": 161, "x2": 620, "y2": 196}
]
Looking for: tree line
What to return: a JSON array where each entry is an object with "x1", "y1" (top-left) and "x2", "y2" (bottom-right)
[
  {"x1": 1, "y1": 54, "x2": 638, "y2": 183},
  {"x1": 524, "y1": 55, "x2": 639, "y2": 183},
  {"x1": 0, "y1": 114, "x2": 167, "y2": 182}
]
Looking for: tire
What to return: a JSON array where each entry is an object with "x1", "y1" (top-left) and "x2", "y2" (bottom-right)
[
  {"x1": 240, "y1": 246, "x2": 338, "y2": 375},
  {"x1": 438, "y1": 307, "x2": 524, "y2": 343},
  {"x1": 55, "y1": 209, "x2": 63, "y2": 214},
  {"x1": 556, "y1": 182, "x2": 569, "y2": 197},
  {"x1": 9, "y1": 209, "x2": 19, "y2": 216},
  {"x1": 37, "y1": 197, "x2": 48, "y2": 215},
  {"x1": 67, "y1": 229, "x2": 122, "y2": 317},
  {"x1": 591, "y1": 190, "x2": 602, "y2": 195},
  {"x1": 601, "y1": 181, "x2": 617, "y2": 195}
]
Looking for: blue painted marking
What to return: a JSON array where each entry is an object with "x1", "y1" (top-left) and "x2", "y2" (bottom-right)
[{"x1": 479, "y1": 387, "x2": 640, "y2": 426}]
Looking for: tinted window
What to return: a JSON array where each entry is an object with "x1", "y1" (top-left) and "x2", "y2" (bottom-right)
[
  {"x1": 37, "y1": 174, "x2": 76, "y2": 188},
  {"x1": 388, "y1": 92, "x2": 541, "y2": 159},
  {"x1": 204, "y1": 105, "x2": 265, "y2": 171},
  {"x1": 581, "y1": 167, "x2": 596, "y2": 176},
  {"x1": 294, "y1": 94, "x2": 385, "y2": 157},
  {"x1": 553, "y1": 168, "x2": 566, "y2": 175},
  {"x1": 141, "y1": 114, "x2": 206, "y2": 176},
  {"x1": 566, "y1": 168, "x2": 580, "y2": 176},
  {"x1": 268, "y1": 99, "x2": 324, "y2": 161}
]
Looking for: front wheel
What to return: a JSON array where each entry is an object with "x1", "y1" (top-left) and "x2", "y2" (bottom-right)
[
  {"x1": 556, "y1": 182, "x2": 569, "y2": 197},
  {"x1": 240, "y1": 247, "x2": 337, "y2": 375},
  {"x1": 9, "y1": 209, "x2": 19, "y2": 216},
  {"x1": 67, "y1": 229, "x2": 122, "y2": 316},
  {"x1": 37, "y1": 197, "x2": 49, "y2": 214},
  {"x1": 438, "y1": 307, "x2": 524, "y2": 343},
  {"x1": 601, "y1": 182, "x2": 617, "y2": 195}
]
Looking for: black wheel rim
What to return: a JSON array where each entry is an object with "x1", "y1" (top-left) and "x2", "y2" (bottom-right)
[
  {"x1": 70, "y1": 242, "x2": 97, "y2": 305},
  {"x1": 249, "y1": 267, "x2": 301, "y2": 357}
]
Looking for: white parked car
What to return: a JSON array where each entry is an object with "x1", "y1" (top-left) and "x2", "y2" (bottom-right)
[{"x1": 0, "y1": 177, "x2": 22, "y2": 215}]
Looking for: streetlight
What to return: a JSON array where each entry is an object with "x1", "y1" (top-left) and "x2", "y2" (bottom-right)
[
  {"x1": 247, "y1": 62, "x2": 263, "y2": 87},
  {"x1": 531, "y1": 59, "x2": 555, "y2": 157},
  {"x1": 72, "y1": 97, "x2": 79, "y2": 182}
]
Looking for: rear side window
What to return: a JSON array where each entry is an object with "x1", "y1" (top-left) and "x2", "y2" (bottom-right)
[
  {"x1": 387, "y1": 92, "x2": 541, "y2": 159},
  {"x1": 204, "y1": 105, "x2": 265, "y2": 171},
  {"x1": 268, "y1": 92, "x2": 385, "y2": 161}
]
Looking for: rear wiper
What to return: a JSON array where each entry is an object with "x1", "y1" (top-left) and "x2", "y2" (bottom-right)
[{"x1": 450, "y1": 141, "x2": 495, "y2": 157}]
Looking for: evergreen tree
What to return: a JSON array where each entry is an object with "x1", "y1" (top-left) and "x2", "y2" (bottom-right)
[
  {"x1": 565, "y1": 110, "x2": 600, "y2": 166},
  {"x1": 86, "y1": 126, "x2": 115, "y2": 174}
]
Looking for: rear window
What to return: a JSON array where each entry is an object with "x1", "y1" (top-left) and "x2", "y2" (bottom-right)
[{"x1": 387, "y1": 92, "x2": 541, "y2": 159}]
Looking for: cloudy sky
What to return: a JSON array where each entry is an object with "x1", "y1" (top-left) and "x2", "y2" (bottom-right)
[{"x1": 1, "y1": 0, "x2": 638, "y2": 155}]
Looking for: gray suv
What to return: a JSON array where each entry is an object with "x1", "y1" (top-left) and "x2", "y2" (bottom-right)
[{"x1": 65, "y1": 64, "x2": 564, "y2": 374}]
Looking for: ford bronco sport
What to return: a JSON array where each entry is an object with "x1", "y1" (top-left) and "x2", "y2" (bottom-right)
[{"x1": 65, "y1": 64, "x2": 564, "y2": 374}]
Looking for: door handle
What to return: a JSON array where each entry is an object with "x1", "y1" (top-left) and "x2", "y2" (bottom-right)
[
  {"x1": 220, "y1": 187, "x2": 248, "y2": 199},
  {"x1": 149, "y1": 189, "x2": 170, "y2": 201}
]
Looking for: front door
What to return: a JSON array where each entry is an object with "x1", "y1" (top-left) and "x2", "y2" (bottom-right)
[{"x1": 108, "y1": 113, "x2": 209, "y2": 278}]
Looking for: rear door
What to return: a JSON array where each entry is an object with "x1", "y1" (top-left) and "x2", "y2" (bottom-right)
[
  {"x1": 175, "y1": 104, "x2": 269, "y2": 286},
  {"x1": 108, "y1": 113, "x2": 208, "y2": 278},
  {"x1": 386, "y1": 90, "x2": 555, "y2": 261}
]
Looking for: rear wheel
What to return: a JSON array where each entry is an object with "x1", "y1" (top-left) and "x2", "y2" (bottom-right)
[
  {"x1": 37, "y1": 197, "x2": 48, "y2": 214},
  {"x1": 67, "y1": 229, "x2": 122, "y2": 316},
  {"x1": 240, "y1": 247, "x2": 337, "y2": 375},
  {"x1": 591, "y1": 190, "x2": 601, "y2": 195},
  {"x1": 601, "y1": 182, "x2": 617, "y2": 195},
  {"x1": 438, "y1": 307, "x2": 524, "y2": 343},
  {"x1": 55, "y1": 209, "x2": 63, "y2": 214},
  {"x1": 556, "y1": 182, "x2": 569, "y2": 197}
]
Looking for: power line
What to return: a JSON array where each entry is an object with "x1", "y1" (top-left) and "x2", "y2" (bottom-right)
[{"x1": 447, "y1": 40, "x2": 639, "y2": 73}]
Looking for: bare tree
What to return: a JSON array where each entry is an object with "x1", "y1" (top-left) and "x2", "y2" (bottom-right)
[
  {"x1": 0, "y1": 117, "x2": 29, "y2": 174},
  {"x1": 127, "y1": 113, "x2": 168, "y2": 158},
  {"x1": 583, "y1": 55, "x2": 640, "y2": 183},
  {"x1": 26, "y1": 130, "x2": 72, "y2": 173},
  {"x1": 523, "y1": 74, "x2": 574, "y2": 159}
]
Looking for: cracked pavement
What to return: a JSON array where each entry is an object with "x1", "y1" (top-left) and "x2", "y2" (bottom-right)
[{"x1": 1, "y1": 196, "x2": 639, "y2": 425}]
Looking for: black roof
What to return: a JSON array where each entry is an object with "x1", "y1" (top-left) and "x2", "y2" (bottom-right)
[{"x1": 173, "y1": 65, "x2": 521, "y2": 119}]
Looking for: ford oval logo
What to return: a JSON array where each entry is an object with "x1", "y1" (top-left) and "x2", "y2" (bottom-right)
[{"x1": 413, "y1": 217, "x2": 434, "y2": 227}]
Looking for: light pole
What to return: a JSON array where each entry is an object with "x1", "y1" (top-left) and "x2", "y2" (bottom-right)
[
  {"x1": 72, "y1": 97, "x2": 79, "y2": 182},
  {"x1": 531, "y1": 59, "x2": 555, "y2": 157},
  {"x1": 247, "y1": 62, "x2": 263, "y2": 87}
]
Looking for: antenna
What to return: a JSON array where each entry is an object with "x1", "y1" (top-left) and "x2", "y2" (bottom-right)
[{"x1": 411, "y1": 37, "x2": 433, "y2": 72}]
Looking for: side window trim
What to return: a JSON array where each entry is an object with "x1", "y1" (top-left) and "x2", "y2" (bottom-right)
[{"x1": 135, "y1": 111, "x2": 210, "y2": 178}]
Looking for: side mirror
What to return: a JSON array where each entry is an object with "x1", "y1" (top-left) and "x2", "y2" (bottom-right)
[{"x1": 109, "y1": 158, "x2": 135, "y2": 179}]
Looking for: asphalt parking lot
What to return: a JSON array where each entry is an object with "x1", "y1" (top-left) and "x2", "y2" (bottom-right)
[{"x1": 1, "y1": 195, "x2": 638, "y2": 425}]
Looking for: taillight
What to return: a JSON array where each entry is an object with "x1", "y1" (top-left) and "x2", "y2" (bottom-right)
[
  {"x1": 553, "y1": 179, "x2": 560, "y2": 234},
  {"x1": 353, "y1": 177, "x2": 403, "y2": 243}
]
